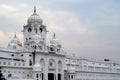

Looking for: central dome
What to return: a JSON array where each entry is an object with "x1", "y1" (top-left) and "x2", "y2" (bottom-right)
[{"x1": 27, "y1": 6, "x2": 43, "y2": 24}]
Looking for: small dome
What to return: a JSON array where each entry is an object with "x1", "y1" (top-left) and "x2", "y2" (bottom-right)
[
  {"x1": 50, "y1": 39, "x2": 60, "y2": 45},
  {"x1": 11, "y1": 34, "x2": 20, "y2": 44},
  {"x1": 50, "y1": 33, "x2": 61, "y2": 46},
  {"x1": 27, "y1": 7, "x2": 43, "y2": 24},
  {"x1": 33, "y1": 63, "x2": 42, "y2": 71},
  {"x1": 8, "y1": 34, "x2": 22, "y2": 50}
]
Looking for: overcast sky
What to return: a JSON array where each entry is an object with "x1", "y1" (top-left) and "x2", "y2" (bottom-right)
[{"x1": 0, "y1": 0, "x2": 120, "y2": 63}]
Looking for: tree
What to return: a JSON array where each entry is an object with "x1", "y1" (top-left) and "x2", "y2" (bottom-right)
[{"x1": 0, "y1": 70, "x2": 6, "y2": 80}]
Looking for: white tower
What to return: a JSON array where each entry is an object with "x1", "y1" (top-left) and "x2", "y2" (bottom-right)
[{"x1": 23, "y1": 6, "x2": 47, "y2": 51}]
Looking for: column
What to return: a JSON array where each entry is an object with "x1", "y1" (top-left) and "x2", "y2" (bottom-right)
[{"x1": 44, "y1": 57, "x2": 48, "y2": 80}]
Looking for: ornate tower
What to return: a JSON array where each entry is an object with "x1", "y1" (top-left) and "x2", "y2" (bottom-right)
[{"x1": 23, "y1": 6, "x2": 47, "y2": 51}]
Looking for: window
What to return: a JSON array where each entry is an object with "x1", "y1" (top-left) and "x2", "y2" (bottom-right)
[
  {"x1": 21, "y1": 54, "x2": 23, "y2": 57},
  {"x1": 23, "y1": 63, "x2": 25, "y2": 66},
  {"x1": 40, "y1": 28, "x2": 43, "y2": 32},
  {"x1": 19, "y1": 63, "x2": 21, "y2": 66},
  {"x1": 8, "y1": 71, "x2": 10, "y2": 73},
  {"x1": 27, "y1": 74, "x2": 29, "y2": 78},
  {"x1": 3, "y1": 62, "x2": 6, "y2": 65},
  {"x1": 36, "y1": 73, "x2": 39, "y2": 78},
  {"x1": 29, "y1": 54, "x2": 32, "y2": 57},
  {"x1": 29, "y1": 60, "x2": 32, "y2": 66},
  {"x1": 8, "y1": 74, "x2": 12, "y2": 77},
  {"x1": 69, "y1": 75, "x2": 70, "y2": 79},
  {"x1": 71, "y1": 75, "x2": 73, "y2": 79},
  {"x1": 29, "y1": 37, "x2": 31, "y2": 40},
  {"x1": 11, "y1": 54, "x2": 14, "y2": 57},
  {"x1": 8, "y1": 62, "x2": 10, "y2": 65},
  {"x1": 14, "y1": 63, "x2": 16, "y2": 66},
  {"x1": 28, "y1": 28, "x2": 32, "y2": 32},
  {"x1": 49, "y1": 62, "x2": 53, "y2": 66},
  {"x1": 50, "y1": 47, "x2": 54, "y2": 51},
  {"x1": 113, "y1": 63, "x2": 116, "y2": 66}
]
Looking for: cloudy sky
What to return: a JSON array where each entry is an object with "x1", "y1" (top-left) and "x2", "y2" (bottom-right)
[{"x1": 0, "y1": 0, "x2": 120, "y2": 62}]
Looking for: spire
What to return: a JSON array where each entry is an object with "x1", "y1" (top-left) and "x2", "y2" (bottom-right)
[
  {"x1": 14, "y1": 32, "x2": 16, "y2": 38},
  {"x1": 34, "y1": 6, "x2": 36, "y2": 13},
  {"x1": 53, "y1": 33, "x2": 56, "y2": 39}
]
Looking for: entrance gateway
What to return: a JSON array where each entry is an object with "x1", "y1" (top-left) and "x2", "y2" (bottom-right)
[
  {"x1": 48, "y1": 73, "x2": 61, "y2": 80},
  {"x1": 48, "y1": 73, "x2": 54, "y2": 80}
]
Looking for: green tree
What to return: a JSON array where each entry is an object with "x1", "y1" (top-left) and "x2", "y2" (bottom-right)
[{"x1": 0, "y1": 70, "x2": 6, "y2": 80}]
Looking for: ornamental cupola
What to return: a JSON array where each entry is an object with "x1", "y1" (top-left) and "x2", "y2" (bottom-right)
[
  {"x1": 50, "y1": 33, "x2": 61, "y2": 46},
  {"x1": 49, "y1": 33, "x2": 62, "y2": 53},
  {"x1": 27, "y1": 6, "x2": 43, "y2": 25},
  {"x1": 8, "y1": 33, "x2": 22, "y2": 50},
  {"x1": 11, "y1": 33, "x2": 20, "y2": 44}
]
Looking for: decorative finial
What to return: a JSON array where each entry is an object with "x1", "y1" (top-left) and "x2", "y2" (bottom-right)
[
  {"x1": 14, "y1": 32, "x2": 16, "y2": 38},
  {"x1": 53, "y1": 33, "x2": 56, "y2": 39},
  {"x1": 34, "y1": 6, "x2": 36, "y2": 13}
]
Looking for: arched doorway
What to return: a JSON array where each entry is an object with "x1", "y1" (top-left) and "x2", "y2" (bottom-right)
[{"x1": 48, "y1": 59, "x2": 56, "y2": 80}]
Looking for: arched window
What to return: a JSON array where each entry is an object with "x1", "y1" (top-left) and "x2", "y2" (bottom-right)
[
  {"x1": 49, "y1": 61, "x2": 53, "y2": 66},
  {"x1": 71, "y1": 75, "x2": 73, "y2": 79},
  {"x1": 29, "y1": 60, "x2": 32, "y2": 66},
  {"x1": 49, "y1": 59, "x2": 55, "y2": 68},
  {"x1": 58, "y1": 61, "x2": 62, "y2": 72},
  {"x1": 50, "y1": 47, "x2": 54, "y2": 51},
  {"x1": 40, "y1": 58, "x2": 45, "y2": 68},
  {"x1": 40, "y1": 28, "x2": 43, "y2": 33},
  {"x1": 36, "y1": 73, "x2": 39, "y2": 78},
  {"x1": 28, "y1": 28, "x2": 32, "y2": 32}
]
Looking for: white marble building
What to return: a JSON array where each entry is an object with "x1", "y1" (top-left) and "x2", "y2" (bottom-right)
[{"x1": 0, "y1": 7, "x2": 120, "y2": 80}]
